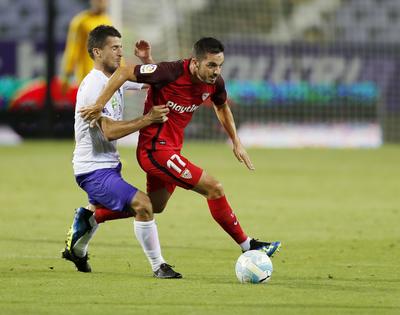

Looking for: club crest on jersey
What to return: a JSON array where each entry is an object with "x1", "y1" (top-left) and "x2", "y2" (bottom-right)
[
  {"x1": 111, "y1": 96, "x2": 118, "y2": 110},
  {"x1": 202, "y1": 93, "x2": 210, "y2": 101},
  {"x1": 181, "y1": 168, "x2": 192, "y2": 179},
  {"x1": 140, "y1": 64, "x2": 157, "y2": 74}
]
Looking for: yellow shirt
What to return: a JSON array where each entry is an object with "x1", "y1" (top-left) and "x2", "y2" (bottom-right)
[{"x1": 62, "y1": 10, "x2": 112, "y2": 83}]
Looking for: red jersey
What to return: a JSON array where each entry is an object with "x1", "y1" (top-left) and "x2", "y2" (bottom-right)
[{"x1": 134, "y1": 59, "x2": 227, "y2": 151}]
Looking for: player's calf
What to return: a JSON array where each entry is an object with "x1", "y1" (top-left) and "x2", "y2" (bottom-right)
[{"x1": 148, "y1": 188, "x2": 171, "y2": 214}]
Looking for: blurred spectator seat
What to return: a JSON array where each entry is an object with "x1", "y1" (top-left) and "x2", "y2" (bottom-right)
[
  {"x1": 0, "y1": 0, "x2": 85, "y2": 41},
  {"x1": 333, "y1": 0, "x2": 400, "y2": 43}
]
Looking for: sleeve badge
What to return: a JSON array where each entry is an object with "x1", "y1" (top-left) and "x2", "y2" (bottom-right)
[{"x1": 140, "y1": 64, "x2": 158, "y2": 74}]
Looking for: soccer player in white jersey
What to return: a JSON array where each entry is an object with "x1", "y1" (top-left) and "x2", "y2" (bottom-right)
[{"x1": 62, "y1": 25, "x2": 181, "y2": 278}]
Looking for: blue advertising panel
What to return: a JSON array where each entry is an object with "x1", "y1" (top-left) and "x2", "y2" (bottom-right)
[
  {"x1": 0, "y1": 41, "x2": 65, "y2": 78},
  {"x1": 223, "y1": 42, "x2": 400, "y2": 112},
  {"x1": 0, "y1": 41, "x2": 17, "y2": 75}
]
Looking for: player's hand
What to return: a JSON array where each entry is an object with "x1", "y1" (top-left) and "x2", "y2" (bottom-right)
[
  {"x1": 145, "y1": 105, "x2": 169, "y2": 124},
  {"x1": 233, "y1": 139, "x2": 255, "y2": 170},
  {"x1": 134, "y1": 40, "x2": 153, "y2": 63},
  {"x1": 79, "y1": 104, "x2": 103, "y2": 127}
]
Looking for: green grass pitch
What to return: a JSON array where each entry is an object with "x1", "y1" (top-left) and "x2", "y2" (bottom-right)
[{"x1": 0, "y1": 141, "x2": 399, "y2": 315}]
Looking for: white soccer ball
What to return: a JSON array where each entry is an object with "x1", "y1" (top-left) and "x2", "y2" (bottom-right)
[{"x1": 235, "y1": 250, "x2": 273, "y2": 284}]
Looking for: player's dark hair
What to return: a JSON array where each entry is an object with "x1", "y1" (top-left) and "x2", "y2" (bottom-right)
[
  {"x1": 193, "y1": 37, "x2": 224, "y2": 60},
  {"x1": 87, "y1": 25, "x2": 121, "y2": 59}
]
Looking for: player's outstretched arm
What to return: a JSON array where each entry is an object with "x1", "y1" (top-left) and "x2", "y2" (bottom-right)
[
  {"x1": 79, "y1": 65, "x2": 138, "y2": 122},
  {"x1": 134, "y1": 41, "x2": 155, "y2": 90},
  {"x1": 100, "y1": 105, "x2": 169, "y2": 141},
  {"x1": 213, "y1": 102, "x2": 255, "y2": 170}
]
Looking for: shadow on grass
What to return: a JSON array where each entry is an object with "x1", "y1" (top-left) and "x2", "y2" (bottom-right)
[
  {"x1": 1, "y1": 300, "x2": 398, "y2": 311},
  {"x1": 1, "y1": 236, "x2": 236, "y2": 253}
]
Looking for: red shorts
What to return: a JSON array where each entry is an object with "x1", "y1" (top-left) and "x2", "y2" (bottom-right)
[{"x1": 136, "y1": 149, "x2": 203, "y2": 193}]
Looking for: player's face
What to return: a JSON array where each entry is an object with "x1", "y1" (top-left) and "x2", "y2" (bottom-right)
[
  {"x1": 100, "y1": 36, "x2": 123, "y2": 75},
  {"x1": 91, "y1": 0, "x2": 109, "y2": 13},
  {"x1": 195, "y1": 52, "x2": 224, "y2": 84}
]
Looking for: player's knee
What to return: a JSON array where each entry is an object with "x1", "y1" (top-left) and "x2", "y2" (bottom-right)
[
  {"x1": 208, "y1": 181, "x2": 224, "y2": 199},
  {"x1": 134, "y1": 200, "x2": 153, "y2": 221},
  {"x1": 131, "y1": 192, "x2": 154, "y2": 221},
  {"x1": 195, "y1": 174, "x2": 225, "y2": 199}
]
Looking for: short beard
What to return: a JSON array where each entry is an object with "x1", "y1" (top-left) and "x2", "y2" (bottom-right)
[
  {"x1": 104, "y1": 64, "x2": 118, "y2": 75},
  {"x1": 196, "y1": 71, "x2": 209, "y2": 83}
]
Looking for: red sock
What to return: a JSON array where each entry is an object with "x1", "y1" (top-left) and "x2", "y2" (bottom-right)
[
  {"x1": 207, "y1": 195, "x2": 248, "y2": 244},
  {"x1": 94, "y1": 207, "x2": 134, "y2": 223}
]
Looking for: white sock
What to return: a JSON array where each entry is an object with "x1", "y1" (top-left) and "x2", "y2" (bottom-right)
[
  {"x1": 239, "y1": 237, "x2": 251, "y2": 251},
  {"x1": 134, "y1": 219, "x2": 166, "y2": 271},
  {"x1": 73, "y1": 215, "x2": 98, "y2": 258}
]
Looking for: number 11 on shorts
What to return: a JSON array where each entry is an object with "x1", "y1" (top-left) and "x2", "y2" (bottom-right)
[{"x1": 166, "y1": 154, "x2": 186, "y2": 174}]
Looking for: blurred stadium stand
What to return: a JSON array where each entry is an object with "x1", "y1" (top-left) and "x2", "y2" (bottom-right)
[
  {"x1": 0, "y1": 0, "x2": 85, "y2": 41},
  {"x1": 333, "y1": 0, "x2": 400, "y2": 43},
  {"x1": 0, "y1": 0, "x2": 399, "y2": 145},
  {"x1": 0, "y1": 0, "x2": 85, "y2": 139}
]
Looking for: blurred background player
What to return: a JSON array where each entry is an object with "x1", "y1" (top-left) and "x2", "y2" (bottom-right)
[
  {"x1": 62, "y1": 25, "x2": 181, "y2": 279},
  {"x1": 80, "y1": 37, "x2": 281, "y2": 258},
  {"x1": 61, "y1": 0, "x2": 112, "y2": 92}
]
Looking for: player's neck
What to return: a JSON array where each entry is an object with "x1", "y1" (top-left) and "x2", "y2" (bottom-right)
[
  {"x1": 89, "y1": 9, "x2": 106, "y2": 15},
  {"x1": 94, "y1": 64, "x2": 112, "y2": 78},
  {"x1": 188, "y1": 59, "x2": 202, "y2": 84}
]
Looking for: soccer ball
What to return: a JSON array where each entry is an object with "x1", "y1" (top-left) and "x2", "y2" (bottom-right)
[{"x1": 235, "y1": 250, "x2": 273, "y2": 284}]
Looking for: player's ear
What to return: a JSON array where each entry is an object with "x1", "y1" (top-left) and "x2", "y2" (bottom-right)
[
  {"x1": 192, "y1": 58, "x2": 200, "y2": 69},
  {"x1": 93, "y1": 47, "x2": 101, "y2": 58}
]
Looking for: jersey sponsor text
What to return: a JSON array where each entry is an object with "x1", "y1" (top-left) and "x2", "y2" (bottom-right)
[{"x1": 166, "y1": 100, "x2": 199, "y2": 114}]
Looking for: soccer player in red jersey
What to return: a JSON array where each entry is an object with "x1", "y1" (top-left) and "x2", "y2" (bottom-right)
[{"x1": 80, "y1": 37, "x2": 281, "y2": 256}]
